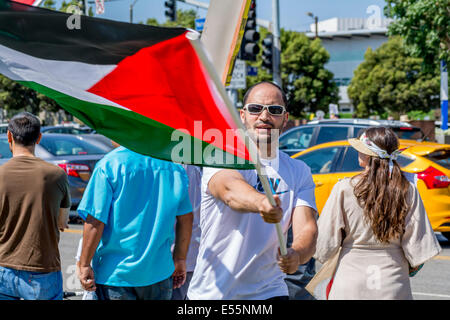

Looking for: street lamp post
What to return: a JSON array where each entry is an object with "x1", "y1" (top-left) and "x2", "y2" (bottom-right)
[
  {"x1": 307, "y1": 12, "x2": 318, "y2": 39},
  {"x1": 272, "y1": 0, "x2": 282, "y2": 87},
  {"x1": 130, "y1": 0, "x2": 139, "y2": 23}
]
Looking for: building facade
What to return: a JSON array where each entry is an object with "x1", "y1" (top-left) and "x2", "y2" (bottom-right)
[{"x1": 306, "y1": 17, "x2": 392, "y2": 114}]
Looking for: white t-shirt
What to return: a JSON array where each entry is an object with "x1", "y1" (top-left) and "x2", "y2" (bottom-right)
[
  {"x1": 181, "y1": 164, "x2": 203, "y2": 272},
  {"x1": 187, "y1": 151, "x2": 317, "y2": 300}
]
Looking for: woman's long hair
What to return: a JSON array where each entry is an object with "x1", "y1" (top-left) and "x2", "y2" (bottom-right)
[{"x1": 352, "y1": 127, "x2": 411, "y2": 243}]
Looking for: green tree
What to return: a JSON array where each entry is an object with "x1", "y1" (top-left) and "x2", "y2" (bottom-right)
[
  {"x1": 145, "y1": 9, "x2": 197, "y2": 29},
  {"x1": 0, "y1": 0, "x2": 94, "y2": 119},
  {"x1": 347, "y1": 37, "x2": 440, "y2": 117},
  {"x1": 42, "y1": 0, "x2": 56, "y2": 9},
  {"x1": 384, "y1": 0, "x2": 450, "y2": 69},
  {"x1": 0, "y1": 76, "x2": 60, "y2": 118},
  {"x1": 43, "y1": 0, "x2": 93, "y2": 15},
  {"x1": 243, "y1": 29, "x2": 338, "y2": 118},
  {"x1": 280, "y1": 30, "x2": 338, "y2": 117}
]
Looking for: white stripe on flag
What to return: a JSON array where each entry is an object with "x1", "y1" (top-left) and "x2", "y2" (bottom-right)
[{"x1": 0, "y1": 44, "x2": 130, "y2": 111}]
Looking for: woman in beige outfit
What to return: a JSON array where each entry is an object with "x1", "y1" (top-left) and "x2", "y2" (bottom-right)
[{"x1": 314, "y1": 127, "x2": 441, "y2": 300}]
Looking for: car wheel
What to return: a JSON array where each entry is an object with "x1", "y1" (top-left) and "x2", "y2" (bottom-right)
[{"x1": 441, "y1": 232, "x2": 450, "y2": 242}]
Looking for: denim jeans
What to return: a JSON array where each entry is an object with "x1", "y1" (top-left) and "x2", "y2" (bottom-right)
[
  {"x1": 284, "y1": 259, "x2": 316, "y2": 300},
  {"x1": 283, "y1": 227, "x2": 317, "y2": 300},
  {"x1": 0, "y1": 266, "x2": 63, "y2": 300},
  {"x1": 96, "y1": 277, "x2": 172, "y2": 300},
  {"x1": 171, "y1": 272, "x2": 193, "y2": 300}
]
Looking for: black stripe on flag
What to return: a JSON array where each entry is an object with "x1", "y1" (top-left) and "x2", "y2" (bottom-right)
[{"x1": 0, "y1": 0, "x2": 187, "y2": 65}]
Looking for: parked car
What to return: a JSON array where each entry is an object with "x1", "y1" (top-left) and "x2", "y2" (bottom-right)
[
  {"x1": 0, "y1": 133, "x2": 109, "y2": 220},
  {"x1": 41, "y1": 124, "x2": 113, "y2": 152},
  {"x1": 279, "y1": 119, "x2": 426, "y2": 156},
  {"x1": 41, "y1": 124, "x2": 94, "y2": 135},
  {"x1": 291, "y1": 139, "x2": 450, "y2": 240},
  {"x1": 76, "y1": 134, "x2": 114, "y2": 151}
]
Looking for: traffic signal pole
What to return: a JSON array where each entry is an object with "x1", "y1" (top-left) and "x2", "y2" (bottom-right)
[
  {"x1": 261, "y1": 34, "x2": 273, "y2": 71},
  {"x1": 272, "y1": 0, "x2": 281, "y2": 87},
  {"x1": 239, "y1": 1, "x2": 259, "y2": 61},
  {"x1": 164, "y1": 0, "x2": 177, "y2": 22}
]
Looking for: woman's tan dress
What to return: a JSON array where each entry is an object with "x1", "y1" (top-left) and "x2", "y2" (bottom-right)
[{"x1": 314, "y1": 177, "x2": 441, "y2": 300}]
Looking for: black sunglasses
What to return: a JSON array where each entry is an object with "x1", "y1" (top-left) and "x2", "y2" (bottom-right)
[{"x1": 243, "y1": 103, "x2": 286, "y2": 116}]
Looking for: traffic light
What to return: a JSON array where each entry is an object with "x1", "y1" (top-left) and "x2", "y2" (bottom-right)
[
  {"x1": 164, "y1": 0, "x2": 176, "y2": 22},
  {"x1": 239, "y1": 0, "x2": 259, "y2": 61},
  {"x1": 261, "y1": 34, "x2": 273, "y2": 71}
]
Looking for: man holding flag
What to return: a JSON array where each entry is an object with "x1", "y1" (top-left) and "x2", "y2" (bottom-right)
[{"x1": 187, "y1": 81, "x2": 318, "y2": 300}]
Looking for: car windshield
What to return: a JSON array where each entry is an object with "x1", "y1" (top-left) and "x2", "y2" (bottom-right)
[
  {"x1": 39, "y1": 135, "x2": 105, "y2": 156},
  {"x1": 425, "y1": 149, "x2": 450, "y2": 170},
  {"x1": 315, "y1": 126, "x2": 348, "y2": 145},
  {"x1": 0, "y1": 138, "x2": 12, "y2": 159},
  {"x1": 295, "y1": 146, "x2": 340, "y2": 174},
  {"x1": 279, "y1": 127, "x2": 314, "y2": 150}
]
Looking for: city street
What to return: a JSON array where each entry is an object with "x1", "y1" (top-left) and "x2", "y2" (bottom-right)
[
  {"x1": 1, "y1": 0, "x2": 448, "y2": 306},
  {"x1": 60, "y1": 218, "x2": 450, "y2": 300}
]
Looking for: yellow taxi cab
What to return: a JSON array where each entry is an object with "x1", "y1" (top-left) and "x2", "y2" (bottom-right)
[{"x1": 291, "y1": 140, "x2": 450, "y2": 240}]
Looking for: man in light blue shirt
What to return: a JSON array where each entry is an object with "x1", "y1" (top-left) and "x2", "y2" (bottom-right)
[{"x1": 76, "y1": 144, "x2": 193, "y2": 300}]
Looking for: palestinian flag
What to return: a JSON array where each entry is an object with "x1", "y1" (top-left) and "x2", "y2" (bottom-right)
[
  {"x1": 0, "y1": 0, "x2": 254, "y2": 169},
  {"x1": 12, "y1": 0, "x2": 41, "y2": 5}
]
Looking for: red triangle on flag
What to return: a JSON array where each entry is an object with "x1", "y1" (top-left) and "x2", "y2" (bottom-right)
[{"x1": 12, "y1": 0, "x2": 40, "y2": 5}]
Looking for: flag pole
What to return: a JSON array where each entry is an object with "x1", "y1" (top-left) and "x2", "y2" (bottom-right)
[{"x1": 189, "y1": 34, "x2": 287, "y2": 256}]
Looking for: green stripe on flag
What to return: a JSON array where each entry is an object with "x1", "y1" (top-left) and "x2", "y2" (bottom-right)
[{"x1": 20, "y1": 81, "x2": 254, "y2": 169}]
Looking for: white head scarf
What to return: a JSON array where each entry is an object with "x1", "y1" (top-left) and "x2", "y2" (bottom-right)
[{"x1": 359, "y1": 132, "x2": 402, "y2": 174}]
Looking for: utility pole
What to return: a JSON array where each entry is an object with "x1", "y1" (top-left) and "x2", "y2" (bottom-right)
[
  {"x1": 272, "y1": 0, "x2": 281, "y2": 87},
  {"x1": 82, "y1": 0, "x2": 88, "y2": 15},
  {"x1": 314, "y1": 16, "x2": 318, "y2": 38},
  {"x1": 130, "y1": 0, "x2": 139, "y2": 23},
  {"x1": 307, "y1": 12, "x2": 318, "y2": 39}
]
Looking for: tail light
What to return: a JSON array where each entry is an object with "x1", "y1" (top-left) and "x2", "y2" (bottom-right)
[
  {"x1": 417, "y1": 166, "x2": 450, "y2": 189},
  {"x1": 58, "y1": 163, "x2": 90, "y2": 178}
]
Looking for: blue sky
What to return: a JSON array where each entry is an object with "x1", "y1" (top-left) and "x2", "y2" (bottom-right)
[{"x1": 52, "y1": 0, "x2": 388, "y2": 31}]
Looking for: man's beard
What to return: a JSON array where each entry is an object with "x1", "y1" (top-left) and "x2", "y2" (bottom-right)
[{"x1": 243, "y1": 119, "x2": 282, "y2": 146}]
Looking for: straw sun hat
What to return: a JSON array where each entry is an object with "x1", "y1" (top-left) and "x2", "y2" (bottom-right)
[
  {"x1": 348, "y1": 136, "x2": 379, "y2": 157},
  {"x1": 348, "y1": 132, "x2": 402, "y2": 174}
]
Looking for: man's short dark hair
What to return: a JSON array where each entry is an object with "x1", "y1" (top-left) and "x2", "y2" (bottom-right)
[
  {"x1": 8, "y1": 112, "x2": 41, "y2": 146},
  {"x1": 243, "y1": 81, "x2": 288, "y2": 108}
]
